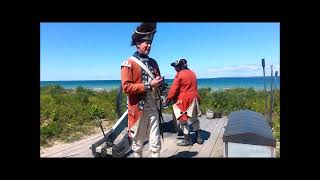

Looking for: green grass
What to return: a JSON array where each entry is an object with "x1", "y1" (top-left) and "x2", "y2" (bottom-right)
[{"x1": 41, "y1": 85, "x2": 280, "y2": 148}]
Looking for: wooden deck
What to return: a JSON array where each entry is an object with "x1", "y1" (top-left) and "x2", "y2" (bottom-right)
[{"x1": 40, "y1": 114, "x2": 228, "y2": 158}]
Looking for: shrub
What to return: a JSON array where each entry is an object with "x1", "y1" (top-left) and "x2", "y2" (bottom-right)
[{"x1": 40, "y1": 85, "x2": 280, "y2": 147}]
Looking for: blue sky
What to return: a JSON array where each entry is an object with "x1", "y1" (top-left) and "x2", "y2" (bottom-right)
[{"x1": 40, "y1": 22, "x2": 280, "y2": 81}]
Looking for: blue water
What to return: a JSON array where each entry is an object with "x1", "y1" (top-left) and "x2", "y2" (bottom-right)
[{"x1": 40, "y1": 76, "x2": 280, "y2": 91}]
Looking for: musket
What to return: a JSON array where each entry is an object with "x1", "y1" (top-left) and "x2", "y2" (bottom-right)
[
  {"x1": 154, "y1": 85, "x2": 166, "y2": 140},
  {"x1": 154, "y1": 76, "x2": 170, "y2": 140}
]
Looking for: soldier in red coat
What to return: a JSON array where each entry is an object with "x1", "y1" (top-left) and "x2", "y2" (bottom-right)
[
  {"x1": 165, "y1": 59, "x2": 204, "y2": 146},
  {"x1": 121, "y1": 23, "x2": 163, "y2": 157}
]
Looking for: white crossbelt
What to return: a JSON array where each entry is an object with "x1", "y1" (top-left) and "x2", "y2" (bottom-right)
[{"x1": 130, "y1": 56, "x2": 155, "y2": 80}]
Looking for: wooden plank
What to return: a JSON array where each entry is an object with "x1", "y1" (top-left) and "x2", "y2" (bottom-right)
[
  {"x1": 70, "y1": 115, "x2": 225, "y2": 158},
  {"x1": 43, "y1": 134, "x2": 103, "y2": 157},
  {"x1": 41, "y1": 132, "x2": 104, "y2": 157},
  {"x1": 47, "y1": 128, "x2": 128, "y2": 157},
  {"x1": 195, "y1": 117, "x2": 226, "y2": 157},
  {"x1": 170, "y1": 116, "x2": 214, "y2": 158},
  {"x1": 41, "y1": 112, "x2": 128, "y2": 157},
  {"x1": 41, "y1": 113, "x2": 226, "y2": 158},
  {"x1": 157, "y1": 119, "x2": 192, "y2": 158},
  {"x1": 74, "y1": 133, "x2": 134, "y2": 157},
  {"x1": 72, "y1": 148, "x2": 94, "y2": 157},
  {"x1": 191, "y1": 117, "x2": 221, "y2": 157},
  {"x1": 203, "y1": 117, "x2": 226, "y2": 157},
  {"x1": 159, "y1": 116, "x2": 213, "y2": 158},
  {"x1": 72, "y1": 130, "x2": 130, "y2": 158},
  {"x1": 41, "y1": 120, "x2": 117, "y2": 156},
  {"x1": 159, "y1": 141, "x2": 179, "y2": 157},
  {"x1": 47, "y1": 137, "x2": 99, "y2": 157},
  {"x1": 199, "y1": 116, "x2": 212, "y2": 129},
  {"x1": 210, "y1": 117, "x2": 228, "y2": 157},
  {"x1": 43, "y1": 113, "x2": 136, "y2": 157},
  {"x1": 76, "y1": 151, "x2": 94, "y2": 157},
  {"x1": 187, "y1": 117, "x2": 220, "y2": 157}
]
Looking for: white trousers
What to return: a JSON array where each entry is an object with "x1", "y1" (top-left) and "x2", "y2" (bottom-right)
[{"x1": 132, "y1": 93, "x2": 161, "y2": 156}]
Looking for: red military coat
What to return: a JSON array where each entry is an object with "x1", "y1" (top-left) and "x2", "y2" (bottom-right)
[
  {"x1": 166, "y1": 69, "x2": 200, "y2": 121},
  {"x1": 121, "y1": 56, "x2": 161, "y2": 132}
]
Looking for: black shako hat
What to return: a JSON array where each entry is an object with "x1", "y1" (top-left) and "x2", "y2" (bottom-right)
[{"x1": 131, "y1": 22, "x2": 157, "y2": 46}]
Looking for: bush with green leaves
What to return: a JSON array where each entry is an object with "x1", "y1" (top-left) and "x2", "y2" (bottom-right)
[
  {"x1": 40, "y1": 85, "x2": 119, "y2": 147},
  {"x1": 89, "y1": 105, "x2": 105, "y2": 120},
  {"x1": 196, "y1": 87, "x2": 280, "y2": 142},
  {"x1": 41, "y1": 85, "x2": 280, "y2": 147}
]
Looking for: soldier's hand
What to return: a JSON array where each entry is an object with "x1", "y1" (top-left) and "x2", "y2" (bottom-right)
[
  {"x1": 150, "y1": 76, "x2": 163, "y2": 88},
  {"x1": 165, "y1": 98, "x2": 170, "y2": 104}
]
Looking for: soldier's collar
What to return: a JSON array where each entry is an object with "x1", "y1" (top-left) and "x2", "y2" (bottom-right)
[{"x1": 134, "y1": 51, "x2": 149, "y2": 60}]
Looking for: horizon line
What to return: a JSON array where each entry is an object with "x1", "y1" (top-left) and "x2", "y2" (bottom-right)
[{"x1": 40, "y1": 75, "x2": 280, "y2": 82}]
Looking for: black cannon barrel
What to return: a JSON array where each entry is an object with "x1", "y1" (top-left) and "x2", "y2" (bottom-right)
[{"x1": 223, "y1": 110, "x2": 276, "y2": 147}]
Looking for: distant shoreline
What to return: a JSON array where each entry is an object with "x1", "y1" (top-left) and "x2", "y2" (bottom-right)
[
  {"x1": 40, "y1": 76, "x2": 280, "y2": 82},
  {"x1": 40, "y1": 76, "x2": 280, "y2": 91},
  {"x1": 41, "y1": 86, "x2": 274, "y2": 92}
]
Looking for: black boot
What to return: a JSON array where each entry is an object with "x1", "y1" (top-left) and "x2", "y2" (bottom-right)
[
  {"x1": 195, "y1": 130, "x2": 204, "y2": 144},
  {"x1": 177, "y1": 134, "x2": 192, "y2": 146},
  {"x1": 176, "y1": 124, "x2": 184, "y2": 140}
]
